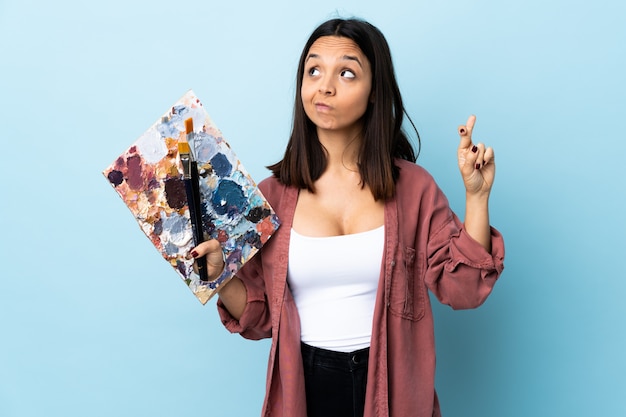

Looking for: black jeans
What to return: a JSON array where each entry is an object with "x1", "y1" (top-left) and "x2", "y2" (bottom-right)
[{"x1": 301, "y1": 342, "x2": 370, "y2": 417}]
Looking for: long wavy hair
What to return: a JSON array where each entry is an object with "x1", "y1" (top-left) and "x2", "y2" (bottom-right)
[{"x1": 268, "y1": 18, "x2": 420, "y2": 201}]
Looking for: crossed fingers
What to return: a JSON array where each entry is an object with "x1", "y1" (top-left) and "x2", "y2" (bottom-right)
[{"x1": 458, "y1": 115, "x2": 494, "y2": 171}]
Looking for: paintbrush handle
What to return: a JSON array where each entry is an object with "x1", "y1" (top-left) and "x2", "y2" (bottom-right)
[{"x1": 184, "y1": 166, "x2": 209, "y2": 282}]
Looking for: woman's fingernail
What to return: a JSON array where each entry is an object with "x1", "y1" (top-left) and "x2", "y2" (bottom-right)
[
  {"x1": 191, "y1": 250, "x2": 199, "y2": 258},
  {"x1": 475, "y1": 163, "x2": 481, "y2": 170},
  {"x1": 471, "y1": 145, "x2": 478, "y2": 153},
  {"x1": 459, "y1": 128, "x2": 466, "y2": 135}
]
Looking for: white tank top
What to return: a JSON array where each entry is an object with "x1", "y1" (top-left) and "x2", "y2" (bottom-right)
[{"x1": 287, "y1": 226, "x2": 384, "y2": 352}]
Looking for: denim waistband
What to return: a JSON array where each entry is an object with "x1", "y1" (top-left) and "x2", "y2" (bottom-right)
[{"x1": 301, "y1": 342, "x2": 370, "y2": 372}]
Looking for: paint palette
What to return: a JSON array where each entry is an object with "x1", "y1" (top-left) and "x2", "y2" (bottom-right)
[{"x1": 103, "y1": 90, "x2": 280, "y2": 304}]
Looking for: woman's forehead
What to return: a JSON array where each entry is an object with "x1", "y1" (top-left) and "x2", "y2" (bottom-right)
[{"x1": 307, "y1": 36, "x2": 365, "y2": 59}]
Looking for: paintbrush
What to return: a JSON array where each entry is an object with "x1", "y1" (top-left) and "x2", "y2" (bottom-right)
[{"x1": 178, "y1": 118, "x2": 209, "y2": 282}]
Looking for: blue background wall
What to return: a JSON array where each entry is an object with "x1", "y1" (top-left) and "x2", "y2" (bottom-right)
[{"x1": 1, "y1": 0, "x2": 623, "y2": 416}]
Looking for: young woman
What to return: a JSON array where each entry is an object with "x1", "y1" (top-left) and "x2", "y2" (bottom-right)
[{"x1": 192, "y1": 18, "x2": 505, "y2": 417}]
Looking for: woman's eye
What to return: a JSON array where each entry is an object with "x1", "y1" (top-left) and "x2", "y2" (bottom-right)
[
  {"x1": 308, "y1": 68, "x2": 320, "y2": 76},
  {"x1": 341, "y1": 69, "x2": 356, "y2": 79}
]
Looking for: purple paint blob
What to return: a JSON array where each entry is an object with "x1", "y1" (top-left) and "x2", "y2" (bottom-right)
[
  {"x1": 147, "y1": 177, "x2": 160, "y2": 190},
  {"x1": 126, "y1": 154, "x2": 144, "y2": 190},
  {"x1": 201, "y1": 208, "x2": 216, "y2": 236}
]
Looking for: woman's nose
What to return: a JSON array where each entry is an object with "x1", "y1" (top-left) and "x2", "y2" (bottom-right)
[{"x1": 319, "y1": 77, "x2": 335, "y2": 95}]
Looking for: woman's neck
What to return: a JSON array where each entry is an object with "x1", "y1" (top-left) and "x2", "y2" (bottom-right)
[{"x1": 317, "y1": 126, "x2": 362, "y2": 170}]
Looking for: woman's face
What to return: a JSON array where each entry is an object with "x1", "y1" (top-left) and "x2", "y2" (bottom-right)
[{"x1": 301, "y1": 36, "x2": 372, "y2": 138}]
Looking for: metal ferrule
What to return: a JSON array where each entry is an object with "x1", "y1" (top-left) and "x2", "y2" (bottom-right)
[{"x1": 180, "y1": 153, "x2": 192, "y2": 179}]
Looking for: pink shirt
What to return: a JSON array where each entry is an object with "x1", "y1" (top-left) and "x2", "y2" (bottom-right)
[{"x1": 217, "y1": 159, "x2": 505, "y2": 417}]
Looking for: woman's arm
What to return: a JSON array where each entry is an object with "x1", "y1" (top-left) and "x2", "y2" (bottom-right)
[
  {"x1": 456, "y1": 115, "x2": 495, "y2": 252},
  {"x1": 215, "y1": 277, "x2": 247, "y2": 320}
]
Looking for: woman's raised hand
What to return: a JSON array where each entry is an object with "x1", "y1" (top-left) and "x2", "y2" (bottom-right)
[{"x1": 457, "y1": 115, "x2": 496, "y2": 196}]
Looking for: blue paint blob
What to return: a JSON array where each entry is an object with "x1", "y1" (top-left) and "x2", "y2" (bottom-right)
[
  {"x1": 153, "y1": 218, "x2": 163, "y2": 236},
  {"x1": 212, "y1": 180, "x2": 248, "y2": 216},
  {"x1": 210, "y1": 153, "x2": 232, "y2": 177}
]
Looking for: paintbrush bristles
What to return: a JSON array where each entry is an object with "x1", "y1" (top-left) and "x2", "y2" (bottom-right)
[
  {"x1": 185, "y1": 118, "x2": 194, "y2": 134},
  {"x1": 178, "y1": 142, "x2": 191, "y2": 154}
]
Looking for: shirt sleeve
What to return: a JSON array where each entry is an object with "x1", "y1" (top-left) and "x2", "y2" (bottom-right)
[
  {"x1": 424, "y1": 193, "x2": 505, "y2": 310},
  {"x1": 216, "y1": 252, "x2": 273, "y2": 340}
]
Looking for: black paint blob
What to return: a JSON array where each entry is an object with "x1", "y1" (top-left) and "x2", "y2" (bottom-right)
[
  {"x1": 245, "y1": 206, "x2": 271, "y2": 223},
  {"x1": 164, "y1": 177, "x2": 187, "y2": 210},
  {"x1": 107, "y1": 170, "x2": 124, "y2": 186}
]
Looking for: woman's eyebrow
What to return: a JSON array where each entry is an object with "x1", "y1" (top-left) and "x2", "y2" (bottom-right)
[
  {"x1": 305, "y1": 53, "x2": 363, "y2": 68},
  {"x1": 305, "y1": 53, "x2": 320, "y2": 63},
  {"x1": 342, "y1": 55, "x2": 363, "y2": 68}
]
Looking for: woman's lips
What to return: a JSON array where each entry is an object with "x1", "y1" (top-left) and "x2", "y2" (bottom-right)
[{"x1": 315, "y1": 102, "x2": 332, "y2": 112}]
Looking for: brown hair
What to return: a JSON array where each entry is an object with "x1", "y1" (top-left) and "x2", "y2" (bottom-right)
[{"x1": 268, "y1": 18, "x2": 419, "y2": 200}]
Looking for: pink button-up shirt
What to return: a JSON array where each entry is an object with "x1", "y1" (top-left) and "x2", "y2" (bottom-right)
[{"x1": 217, "y1": 159, "x2": 505, "y2": 417}]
